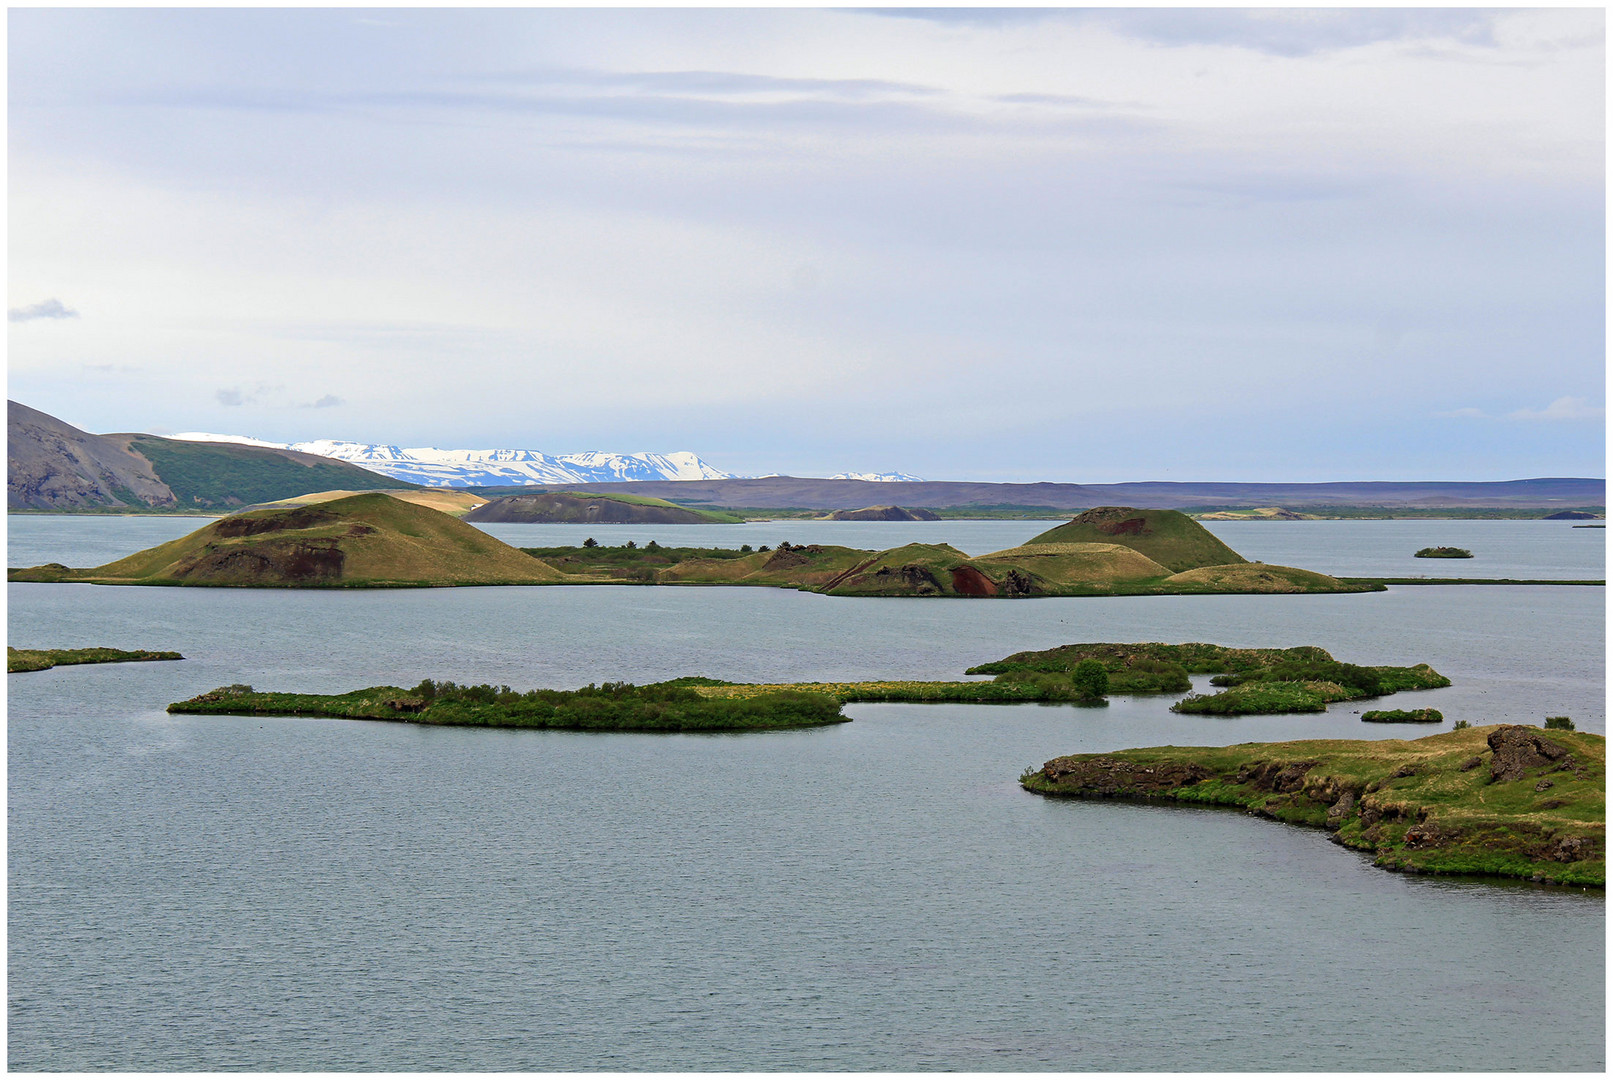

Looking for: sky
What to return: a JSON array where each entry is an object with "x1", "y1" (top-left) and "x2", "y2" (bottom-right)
[{"x1": 7, "y1": 7, "x2": 1605, "y2": 483}]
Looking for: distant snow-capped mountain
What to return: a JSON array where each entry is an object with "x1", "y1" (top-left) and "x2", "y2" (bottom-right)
[
  {"x1": 170, "y1": 433, "x2": 734, "y2": 488},
  {"x1": 829, "y1": 471, "x2": 925, "y2": 482}
]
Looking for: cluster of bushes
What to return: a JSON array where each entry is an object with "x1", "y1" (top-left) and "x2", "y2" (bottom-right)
[
  {"x1": 1414, "y1": 546, "x2": 1474, "y2": 559},
  {"x1": 1361, "y1": 708, "x2": 1444, "y2": 723},
  {"x1": 1173, "y1": 682, "x2": 1332, "y2": 715},
  {"x1": 1211, "y1": 659, "x2": 1384, "y2": 697}
]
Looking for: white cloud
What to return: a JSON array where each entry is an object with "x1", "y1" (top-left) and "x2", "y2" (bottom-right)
[{"x1": 1508, "y1": 396, "x2": 1604, "y2": 422}]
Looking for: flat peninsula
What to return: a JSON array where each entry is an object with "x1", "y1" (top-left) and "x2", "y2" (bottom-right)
[
  {"x1": 1023, "y1": 725, "x2": 1604, "y2": 886},
  {"x1": 9, "y1": 646, "x2": 183, "y2": 673}
]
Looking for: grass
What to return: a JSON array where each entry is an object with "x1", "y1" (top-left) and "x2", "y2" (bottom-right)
[
  {"x1": 688, "y1": 678, "x2": 1108, "y2": 706},
  {"x1": 1362, "y1": 709, "x2": 1444, "y2": 723},
  {"x1": 1021, "y1": 725, "x2": 1605, "y2": 885},
  {"x1": 1028, "y1": 507, "x2": 1248, "y2": 573},
  {"x1": 9, "y1": 646, "x2": 183, "y2": 673},
  {"x1": 130, "y1": 436, "x2": 415, "y2": 508},
  {"x1": 469, "y1": 491, "x2": 743, "y2": 524},
  {"x1": 168, "y1": 678, "x2": 847, "y2": 732},
  {"x1": 965, "y1": 642, "x2": 1447, "y2": 715}
]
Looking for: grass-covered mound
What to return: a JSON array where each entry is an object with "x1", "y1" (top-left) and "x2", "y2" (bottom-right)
[
  {"x1": 9, "y1": 646, "x2": 183, "y2": 673},
  {"x1": 10, "y1": 493, "x2": 566, "y2": 587},
  {"x1": 1363, "y1": 709, "x2": 1444, "y2": 723},
  {"x1": 466, "y1": 490, "x2": 742, "y2": 525},
  {"x1": 1161, "y1": 563, "x2": 1350, "y2": 593},
  {"x1": 168, "y1": 679, "x2": 845, "y2": 732},
  {"x1": 965, "y1": 641, "x2": 1447, "y2": 714},
  {"x1": 1415, "y1": 546, "x2": 1474, "y2": 559},
  {"x1": 1028, "y1": 507, "x2": 1248, "y2": 573},
  {"x1": 1022, "y1": 725, "x2": 1605, "y2": 885},
  {"x1": 815, "y1": 543, "x2": 1032, "y2": 597}
]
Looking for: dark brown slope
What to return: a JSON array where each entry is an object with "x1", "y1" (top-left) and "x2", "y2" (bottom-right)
[{"x1": 472, "y1": 476, "x2": 1605, "y2": 511}]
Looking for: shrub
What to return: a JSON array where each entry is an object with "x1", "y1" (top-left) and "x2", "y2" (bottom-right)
[
  {"x1": 1069, "y1": 658, "x2": 1110, "y2": 700},
  {"x1": 1545, "y1": 716, "x2": 1576, "y2": 731},
  {"x1": 583, "y1": 537, "x2": 598, "y2": 548},
  {"x1": 1452, "y1": 719, "x2": 1470, "y2": 730},
  {"x1": 740, "y1": 544, "x2": 753, "y2": 553}
]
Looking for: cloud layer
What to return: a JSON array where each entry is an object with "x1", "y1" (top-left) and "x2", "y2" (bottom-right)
[{"x1": 7, "y1": 8, "x2": 1603, "y2": 481}]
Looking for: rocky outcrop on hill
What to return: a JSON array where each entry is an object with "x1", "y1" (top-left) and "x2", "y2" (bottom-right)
[{"x1": 8, "y1": 401, "x2": 175, "y2": 510}]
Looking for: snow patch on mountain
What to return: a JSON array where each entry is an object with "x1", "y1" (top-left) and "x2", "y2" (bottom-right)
[
  {"x1": 171, "y1": 433, "x2": 734, "y2": 487},
  {"x1": 829, "y1": 471, "x2": 925, "y2": 482}
]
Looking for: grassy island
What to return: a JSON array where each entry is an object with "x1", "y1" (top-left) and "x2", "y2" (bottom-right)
[
  {"x1": 168, "y1": 679, "x2": 847, "y2": 732},
  {"x1": 966, "y1": 641, "x2": 1448, "y2": 715},
  {"x1": 1362, "y1": 708, "x2": 1444, "y2": 723},
  {"x1": 9, "y1": 646, "x2": 184, "y2": 673},
  {"x1": 1414, "y1": 546, "x2": 1474, "y2": 559},
  {"x1": 1022, "y1": 725, "x2": 1605, "y2": 885},
  {"x1": 11, "y1": 497, "x2": 1378, "y2": 598}
]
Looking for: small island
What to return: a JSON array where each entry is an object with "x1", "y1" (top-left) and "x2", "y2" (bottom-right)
[
  {"x1": 1361, "y1": 708, "x2": 1443, "y2": 723},
  {"x1": 169, "y1": 678, "x2": 847, "y2": 732},
  {"x1": 1022, "y1": 724, "x2": 1604, "y2": 885},
  {"x1": 1414, "y1": 546, "x2": 1474, "y2": 559},
  {"x1": 9, "y1": 646, "x2": 183, "y2": 673}
]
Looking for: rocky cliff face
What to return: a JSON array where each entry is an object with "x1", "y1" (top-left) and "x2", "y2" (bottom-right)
[{"x1": 7, "y1": 401, "x2": 176, "y2": 510}]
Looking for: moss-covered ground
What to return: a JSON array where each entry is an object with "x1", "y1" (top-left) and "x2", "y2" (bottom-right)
[
  {"x1": 1022, "y1": 725, "x2": 1604, "y2": 886},
  {"x1": 9, "y1": 646, "x2": 184, "y2": 673}
]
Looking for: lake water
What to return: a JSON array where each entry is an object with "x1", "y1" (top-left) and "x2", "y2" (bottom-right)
[{"x1": 7, "y1": 515, "x2": 1606, "y2": 1070}]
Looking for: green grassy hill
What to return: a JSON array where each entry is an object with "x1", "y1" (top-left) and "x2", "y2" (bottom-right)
[
  {"x1": 12, "y1": 493, "x2": 565, "y2": 587},
  {"x1": 1029, "y1": 506, "x2": 1247, "y2": 572},
  {"x1": 128, "y1": 436, "x2": 417, "y2": 508}
]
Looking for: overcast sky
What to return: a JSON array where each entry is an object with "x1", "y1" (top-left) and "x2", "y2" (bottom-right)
[{"x1": 8, "y1": 8, "x2": 1604, "y2": 482}]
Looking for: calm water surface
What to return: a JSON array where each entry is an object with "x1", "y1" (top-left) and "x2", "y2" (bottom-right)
[{"x1": 7, "y1": 516, "x2": 1606, "y2": 1070}]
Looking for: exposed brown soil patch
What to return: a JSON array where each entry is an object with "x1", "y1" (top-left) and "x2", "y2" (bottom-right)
[
  {"x1": 213, "y1": 506, "x2": 339, "y2": 538},
  {"x1": 949, "y1": 566, "x2": 998, "y2": 597},
  {"x1": 173, "y1": 538, "x2": 346, "y2": 583}
]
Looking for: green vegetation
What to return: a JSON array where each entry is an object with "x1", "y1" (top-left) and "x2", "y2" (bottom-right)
[
  {"x1": 1361, "y1": 709, "x2": 1444, "y2": 723},
  {"x1": 1546, "y1": 716, "x2": 1577, "y2": 731},
  {"x1": 964, "y1": 641, "x2": 1446, "y2": 716},
  {"x1": 1415, "y1": 546, "x2": 1474, "y2": 559},
  {"x1": 168, "y1": 679, "x2": 846, "y2": 732},
  {"x1": 9, "y1": 646, "x2": 183, "y2": 673},
  {"x1": 1027, "y1": 506, "x2": 1247, "y2": 573},
  {"x1": 1022, "y1": 725, "x2": 1605, "y2": 885},
  {"x1": 1174, "y1": 659, "x2": 1448, "y2": 716},
  {"x1": 130, "y1": 436, "x2": 413, "y2": 508},
  {"x1": 690, "y1": 676, "x2": 1108, "y2": 706}
]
